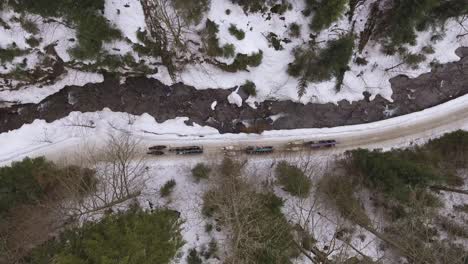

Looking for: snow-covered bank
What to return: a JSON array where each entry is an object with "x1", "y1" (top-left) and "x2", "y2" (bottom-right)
[
  {"x1": 1, "y1": 87, "x2": 468, "y2": 165},
  {"x1": 0, "y1": 70, "x2": 103, "y2": 104},
  {"x1": 152, "y1": 0, "x2": 468, "y2": 104},
  {"x1": 2, "y1": 0, "x2": 467, "y2": 106}
]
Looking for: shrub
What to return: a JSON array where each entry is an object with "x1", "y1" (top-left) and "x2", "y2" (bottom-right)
[
  {"x1": 68, "y1": 13, "x2": 121, "y2": 59},
  {"x1": 258, "y1": 191, "x2": 284, "y2": 215},
  {"x1": 270, "y1": 3, "x2": 291, "y2": 14},
  {"x1": 453, "y1": 204, "x2": 468, "y2": 214},
  {"x1": 355, "y1": 57, "x2": 368, "y2": 65},
  {"x1": 25, "y1": 208, "x2": 184, "y2": 264},
  {"x1": 0, "y1": 17, "x2": 10, "y2": 29},
  {"x1": 192, "y1": 163, "x2": 211, "y2": 181},
  {"x1": 402, "y1": 52, "x2": 426, "y2": 67},
  {"x1": 421, "y1": 45, "x2": 435, "y2": 54},
  {"x1": 217, "y1": 50, "x2": 263, "y2": 72},
  {"x1": 228, "y1": 24, "x2": 245, "y2": 40},
  {"x1": 288, "y1": 34, "x2": 354, "y2": 95},
  {"x1": 306, "y1": 0, "x2": 348, "y2": 32},
  {"x1": 201, "y1": 239, "x2": 218, "y2": 259},
  {"x1": 25, "y1": 36, "x2": 41, "y2": 47},
  {"x1": 13, "y1": 0, "x2": 120, "y2": 60},
  {"x1": 418, "y1": 0, "x2": 468, "y2": 30},
  {"x1": 0, "y1": 45, "x2": 28, "y2": 63},
  {"x1": 230, "y1": 0, "x2": 269, "y2": 13},
  {"x1": 205, "y1": 223, "x2": 213, "y2": 232},
  {"x1": 95, "y1": 53, "x2": 124, "y2": 70},
  {"x1": 171, "y1": 0, "x2": 210, "y2": 25},
  {"x1": 0, "y1": 157, "x2": 53, "y2": 216},
  {"x1": 12, "y1": 0, "x2": 105, "y2": 17},
  {"x1": 241, "y1": 80, "x2": 257, "y2": 96},
  {"x1": 436, "y1": 216, "x2": 468, "y2": 238},
  {"x1": 222, "y1": 43, "x2": 236, "y2": 58},
  {"x1": 201, "y1": 19, "x2": 224, "y2": 57},
  {"x1": 20, "y1": 17, "x2": 39, "y2": 34},
  {"x1": 0, "y1": 157, "x2": 95, "y2": 217},
  {"x1": 347, "y1": 149, "x2": 440, "y2": 203},
  {"x1": 203, "y1": 159, "x2": 298, "y2": 263},
  {"x1": 201, "y1": 21, "x2": 240, "y2": 60},
  {"x1": 275, "y1": 161, "x2": 311, "y2": 197},
  {"x1": 319, "y1": 174, "x2": 371, "y2": 226},
  {"x1": 426, "y1": 130, "x2": 468, "y2": 168},
  {"x1": 288, "y1": 22, "x2": 301, "y2": 38},
  {"x1": 373, "y1": 0, "x2": 468, "y2": 50},
  {"x1": 267, "y1": 32, "x2": 283, "y2": 50},
  {"x1": 160, "y1": 179, "x2": 176, "y2": 197},
  {"x1": 186, "y1": 248, "x2": 203, "y2": 264}
]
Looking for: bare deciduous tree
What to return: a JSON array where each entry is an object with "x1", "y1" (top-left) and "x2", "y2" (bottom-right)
[
  {"x1": 203, "y1": 158, "x2": 297, "y2": 264},
  {"x1": 139, "y1": 0, "x2": 198, "y2": 81},
  {"x1": 58, "y1": 132, "x2": 148, "y2": 221}
]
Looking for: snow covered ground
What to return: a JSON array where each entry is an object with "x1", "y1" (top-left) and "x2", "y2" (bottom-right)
[
  {"x1": 152, "y1": 0, "x2": 468, "y2": 104},
  {"x1": 1, "y1": 0, "x2": 467, "y2": 105},
  {"x1": 0, "y1": 70, "x2": 103, "y2": 104},
  {"x1": 1, "y1": 1, "x2": 467, "y2": 262},
  {"x1": 2, "y1": 84, "x2": 468, "y2": 166}
]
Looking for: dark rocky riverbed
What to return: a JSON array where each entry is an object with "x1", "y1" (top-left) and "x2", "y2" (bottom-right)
[{"x1": 1, "y1": 47, "x2": 467, "y2": 134}]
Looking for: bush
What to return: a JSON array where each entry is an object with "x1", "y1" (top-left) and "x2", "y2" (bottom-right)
[
  {"x1": 288, "y1": 34, "x2": 354, "y2": 95},
  {"x1": 186, "y1": 248, "x2": 203, "y2": 264},
  {"x1": 160, "y1": 179, "x2": 176, "y2": 197},
  {"x1": 275, "y1": 161, "x2": 311, "y2": 198},
  {"x1": 201, "y1": 21, "x2": 240, "y2": 59},
  {"x1": 25, "y1": 208, "x2": 184, "y2": 264},
  {"x1": 241, "y1": 80, "x2": 257, "y2": 96},
  {"x1": 347, "y1": 149, "x2": 440, "y2": 203},
  {"x1": 0, "y1": 45, "x2": 28, "y2": 63},
  {"x1": 0, "y1": 157, "x2": 95, "y2": 217},
  {"x1": 454, "y1": 204, "x2": 468, "y2": 214},
  {"x1": 270, "y1": 2, "x2": 291, "y2": 14},
  {"x1": 171, "y1": 0, "x2": 210, "y2": 25},
  {"x1": 421, "y1": 45, "x2": 435, "y2": 54},
  {"x1": 13, "y1": 0, "x2": 120, "y2": 60},
  {"x1": 68, "y1": 13, "x2": 121, "y2": 59},
  {"x1": 201, "y1": 19, "x2": 224, "y2": 57},
  {"x1": 25, "y1": 36, "x2": 41, "y2": 47},
  {"x1": 20, "y1": 17, "x2": 39, "y2": 34},
  {"x1": 228, "y1": 24, "x2": 245, "y2": 40},
  {"x1": 436, "y1": 216, "x2": 468, "y2": 238},
  {"x1": 201, "y1": 239, "x2": 218, "y2": 259},
  {"x1": 306, "y1": 0, "x2": 348, "y2": 32},
  {"x1": 0, "y1": 157, "x2": 53, "y2": 216},
  {"x1": 288, "y1": 22, "x2": 301, "y2": 38},
  {"x1": 222, "y1": 43, "x2": 236, "y2": 58},
  {"x1": 319, "y1": 174, "x2": 371, "y2": 226},
  {"x1": 12, "y1": 0, "x2": 105, "y2": 18},
  {"x1": 192, "y1": 163, "x2": 211, "y2": 181},
  {"x1": 426, "y1": 130, "x2": 468, "y2": 168},
  {"x1": 375, "y1": 0, "x2": 455, "y2": 48},
  {"x1": 266, "y1": 32, "x2": 283, "y2": 50},
  {"x1": 402, "y1": 52, "x2": 426, "y2": 67},
  {"x1": 418, "y1": 0, "x2": 468, "y2": 30},
  {"x1": 217, "y1": 50, "x2": 263, "y2": 72},
  {"x1": 203, "y1": 159, "x2": 298, "y2": 263},
  {"x1": 230, "y1": 0, "x2": 269, "y2": 13}
]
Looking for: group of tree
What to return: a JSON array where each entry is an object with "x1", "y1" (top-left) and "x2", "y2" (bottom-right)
[
  {"x1": 318, "y1": 130, "x2": 468, "y2": 263},
  {"x1": 0, "y1": 133, "x2": 175, "y2": 263}
]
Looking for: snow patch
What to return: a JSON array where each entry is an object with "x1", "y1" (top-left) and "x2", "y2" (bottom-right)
[
  {"x1": 0, "y1": 70, "x2": 103, "y2": 104},
  {"x1": 210, "y1": 100, "x2": 217, "y2": 110},
  {"x1": 227, "y1": 91, "x2": 242, "y2": 107}
]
